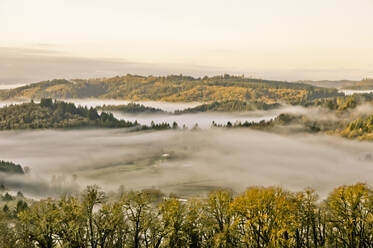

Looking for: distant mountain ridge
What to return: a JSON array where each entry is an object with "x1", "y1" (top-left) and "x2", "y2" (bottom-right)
[
  {"x1": 0, "y1": 74, "x2": 341, "y2": 104},
  {"x1": 297, "y1": 80, "x2": 357, "y2": 89},
  {"x1": 298, "y1": 78, "x2": 373, "y2": 90},
  {"x1": 342, "y1": 78, "x2": 373, "y2": 90}
]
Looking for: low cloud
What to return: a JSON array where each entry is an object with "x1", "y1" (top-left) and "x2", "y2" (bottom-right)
[{"x1": 0, "y1": 128, "x2": 372, "y2": 198}]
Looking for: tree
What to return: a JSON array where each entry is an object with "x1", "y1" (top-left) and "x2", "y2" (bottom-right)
[
  {"x1": 88, "y1": 107, "x2": 99, "y2": 121},
  {"x1": 40, "y1": 98, "x2": 53, "y2": 108},
  {"x1": 325, "y1": 183, "x2": 373, "y2": 247},
  {"x1": 230, "y1": 186, "x2": 298, "y2": 247},
  {"x1": 3, "y1": 192, "x2": 14, "y2": 201},
  {"x1": 172, "y1": 121, "x2": 178, "y2": 129},
  {"x1": 16, "y1": 200, "x2": 28, "y2": 214},
  {"x1": 294, "y1": 188, "x2": 325, "y2": 248},
  {"x1": 83, "y1": 185, "x2": 106, "y2": 248},
  {"x1": 55, "y1": 195, "x2": 87, "y2": 248},
  {"x1": 159, "y1": 198, "x2": 188, "y2": 248},
  {"x1": 121, "y1": 191, "x2": 152, "y2": 248},
  {"x1": 95, "y1": 202, "x2": 127, "y2": 248},
  {"x1": 204, "y1": 190, "x2": 236, "y2": 248},
  {"x1": 18, "y1": 199, "x2": 59, "y2": 248},
  {"x1": 184, "y1": 199, "x2": 205, "y2": 248},
  {"x1": 2, "y1": 205, "x2": 9, "y2": 213}
]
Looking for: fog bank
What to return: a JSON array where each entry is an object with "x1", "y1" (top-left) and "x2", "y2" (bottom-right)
[{"x1": 0, "y1": 129, "x2": 373, "y2": 198}]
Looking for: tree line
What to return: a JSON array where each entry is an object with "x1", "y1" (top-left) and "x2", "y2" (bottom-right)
[
  {"x1": 1, "y1": 183, "x2": 373, "y2": 247},
  {"x1": 99, "y1": 103, "x2": 165, "y2": 114},
  {"x1": 0, "y1": 160, "x2": 24, "y2": 174}
]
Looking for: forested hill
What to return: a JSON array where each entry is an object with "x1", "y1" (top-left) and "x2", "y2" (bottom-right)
[
  {"x1": 0, "y1": 99, "x2": 138, "y2": 130},
  {"x1": 0, "y1": 74, "x2": 341, "y2": 104}
]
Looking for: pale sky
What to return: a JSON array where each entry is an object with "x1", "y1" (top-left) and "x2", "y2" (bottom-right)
[{"x1": 1, "y1": 0, "x2": 373, "y2": 83}]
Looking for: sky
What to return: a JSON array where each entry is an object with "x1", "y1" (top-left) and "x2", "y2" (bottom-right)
[{"x1": 1, "y1": 0, "x2": 373, "y2": 83}]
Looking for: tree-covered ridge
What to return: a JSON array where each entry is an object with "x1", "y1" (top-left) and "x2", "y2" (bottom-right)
[
  {"x1": 0, "y1": 99, "x2": 185, "y2": 131},
  {"x1": 215, "y1": 112, "x2": 349, "y2": 136},
  {"x1": 0, "y1": 160, "x2": 24, "y2": 174},
  {"x1": 0, "y1": 74, "x2": 341, "y2": 104},
  {"x1": 175, "y1": 100, "x2": 280, "y2": 114},
  {"x1": 1, "y1": 183, "x2": 373, "y2": 247},
  {"x1": 99, "y1": 103, "x2": 165, "y2": 114},
  {"x1": 0, "y1": 99, "x2": 140, "y2": 130}
]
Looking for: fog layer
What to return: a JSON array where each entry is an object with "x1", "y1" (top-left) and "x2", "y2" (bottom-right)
[{"x1": 1, "y1": 129, "x2": 373, "y2": 198}]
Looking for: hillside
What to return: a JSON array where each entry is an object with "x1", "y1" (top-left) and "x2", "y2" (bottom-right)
[{"x1": 0, "y1": 74, "x2": 341, "y2": 104}]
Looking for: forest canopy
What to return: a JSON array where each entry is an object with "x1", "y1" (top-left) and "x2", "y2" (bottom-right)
[{"x1": 1, "y1": 183, "x2": 373, "y2": 248}]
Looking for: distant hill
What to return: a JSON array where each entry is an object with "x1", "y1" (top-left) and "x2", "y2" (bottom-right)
[
  {"x1": 297, "y1": 80, "x2": 357, "y2": 89},
  {"x1": 342, "y1": 78, "x2": 373, "y2": 90},
  {"x1": 0, "y1": 74, "x2": 341, "y2": 104}
]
